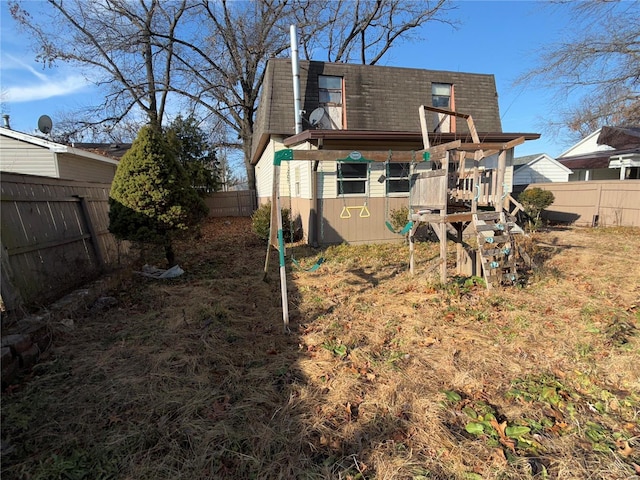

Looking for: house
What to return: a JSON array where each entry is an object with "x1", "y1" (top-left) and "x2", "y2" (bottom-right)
[
  {"x1": 512, "y1": 153, "x2": 572, "y2": 192},
  {"x1": 557, "y1": 126, "x2": 640, "y2": 181},
  {"x1": 0, "y1": 127, "x2": 120, "y2": 183},
  {"x1": 251, "y1": 59, "x2": 540, "y2": 252}
]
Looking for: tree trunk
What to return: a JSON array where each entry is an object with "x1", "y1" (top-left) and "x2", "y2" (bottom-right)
[
  {"x1": 164, "y1": 240, "x2": 176, "y2": 267},
  {"x1": 241, "y1": 115, "x2": 257, "y2": 191}
]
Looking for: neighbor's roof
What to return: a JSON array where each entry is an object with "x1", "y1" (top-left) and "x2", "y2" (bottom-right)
[
  {"x1": 597, "y1": 126, "x2": 640, "y2": 149},
  {"x1": 558, "y1": 147, "x2": 640, "y2": 170},
  {"x1": 556, "y1": 125, "x2": 640, "y2": 169},
  {"x1": 513, "y1": 154, "x2": 544, "y2": 166},
  {"x1": 73, "y1": 142, "x2": 131, "y2": 160},
  {"x1": 252, "y1": 59, "x2": 510, "y2": 163},
  {"x1": 0, "y1": 127, "x2": 119, "y2": 165}
]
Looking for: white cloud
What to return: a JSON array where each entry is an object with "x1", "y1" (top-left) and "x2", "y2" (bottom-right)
[
  {"x1": 1, "y1": 53, "x2": 92, "y2": 103},
  {"x1": 5, "y1": 75, "x2": 91, "y2": 103},
  {"x1": 4, "y1": 54, "x2": 49, "y2": 81}
]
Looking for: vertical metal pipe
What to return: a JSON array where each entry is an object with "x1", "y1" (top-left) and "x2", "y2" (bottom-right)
[{"x1": 290, "y1": 25, "x2": 302, "y2": 135}]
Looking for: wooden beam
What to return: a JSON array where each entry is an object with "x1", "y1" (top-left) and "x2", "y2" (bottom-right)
[
  {"x1": 456, "y1": 141, "x2": 523, "y2": 152},
  {"x1": 419, "y1": 105, "x2": 430, "y2": 149},
  {"x1": 425, "y1": 140, "x2": 462, "y2": 160},
  {"x1": 282, "y1": 136, "x2": 523, "y2": 164},
  {"x1": 287, "y1": 143, "x2": 461, "y2": 163},
  {"x1": 420, "y1": 105, "x2": 471, "y2": 119}
]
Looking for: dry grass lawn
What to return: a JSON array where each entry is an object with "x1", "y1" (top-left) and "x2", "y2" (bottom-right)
[{"x1": 1, "y1": 217, "x2": 639, "y2": 479}]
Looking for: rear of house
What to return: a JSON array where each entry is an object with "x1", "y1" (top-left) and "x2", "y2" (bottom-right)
[{"x1": 252, "y1": 59, "x2": 538, "y2": 245}]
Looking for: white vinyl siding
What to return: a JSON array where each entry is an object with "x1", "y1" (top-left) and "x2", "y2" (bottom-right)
[
  {"x1": 0, "y1": 135, "x2": 58, "y2": 177},
  {"x1": 514, "y1": 156, "x2": 572, "y2": 185},
  {"x1": 282, "y1": 161, "x2": 312, "y2": 199},
  {"x1": 255, "y1": 139, "x2": 277, "y2": 201}
]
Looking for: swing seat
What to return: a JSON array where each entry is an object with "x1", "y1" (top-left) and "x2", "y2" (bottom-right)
[
  {"x1": 385, "y1": 220, "x2": 413, "y2": 235},
  {"x1": 291, "y1": 256, "x2": 324, "y2": 272}
]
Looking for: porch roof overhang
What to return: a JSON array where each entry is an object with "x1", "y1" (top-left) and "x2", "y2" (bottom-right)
[
  {"x1": 283, "y1": 129, "x2": 539, "y2": 149},
  {"x1": 276, "y1": 130, "x2": 539, "y2": 163}
]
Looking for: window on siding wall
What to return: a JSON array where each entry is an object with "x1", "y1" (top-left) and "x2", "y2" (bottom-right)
[
  {"x1": 337, "y1": 162, "x2": 367, "y2": 195},
  {"x1": 295, "y1": 167, "x2": 301, "y2": 196},
  {"x1": 387, "y1": 162, "x2": 410, "y2": 194}
]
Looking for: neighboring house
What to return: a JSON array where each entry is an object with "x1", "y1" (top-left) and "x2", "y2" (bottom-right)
[
  {"x1": 73, "y1": 142, "x2": 131, "y2": 161},
  {"x1": 512, "y1": 153, "x2": 572, "y2": 192},
  {"x1": 0, "y1": 127, "x2": 120, "y2": 183},
  {"x1": 557, "y1": 126, "x2": 640, "y2": 181},
  {"x1": 251, "y1": 59, "x2": 539, "y2": 246}
]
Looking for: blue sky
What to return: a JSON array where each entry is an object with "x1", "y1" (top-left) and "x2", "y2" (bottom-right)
[{"x1": 1, "y1": 1, "x2": 582, "y2": 157}]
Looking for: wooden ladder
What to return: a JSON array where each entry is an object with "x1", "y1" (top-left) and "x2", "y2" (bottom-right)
[{"x1": 473, "y1": 211, "x2": 518, "y2": 289}]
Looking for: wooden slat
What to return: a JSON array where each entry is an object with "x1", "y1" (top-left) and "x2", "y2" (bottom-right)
[{"x1": 6, "y1": 234, "x2": 92, "y2": 256}]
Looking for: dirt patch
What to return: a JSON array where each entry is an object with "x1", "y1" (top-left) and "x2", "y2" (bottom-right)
[{"x1": 2, "y1": 218, "x2": 639, "y2": 479}]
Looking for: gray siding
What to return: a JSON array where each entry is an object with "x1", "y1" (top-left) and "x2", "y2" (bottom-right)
[{"x1": 58, "y1": 153, "x2": 117, "y2": 183}]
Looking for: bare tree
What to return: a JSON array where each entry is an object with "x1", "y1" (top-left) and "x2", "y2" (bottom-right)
[
  {"x1": 519, "y1": 0, "x2": 639, "y2": 144},
  {"x1": 9, "y1": 0, "x2": 190, "y2": 133},
  {"x1": 9, "y1": 0, "x2": 456, "y2": 190},
  {"x1": 297, "y1": 0, "x2": 456, "y2": 65},
  {"x1": 152, "y1": 0, "x2": 456, "y2": 190}
]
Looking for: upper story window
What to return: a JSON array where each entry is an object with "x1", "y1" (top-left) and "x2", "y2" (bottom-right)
[
  {"x1": 319, "y1": 75, "x2": 343, "y2": 104},
  {"x1": 432, "y1": 83, "x2": 455, "y2": 133},
  {"x1": 318, "y1": 75, "x2": 344, "y2": 129},
  {"x1": 432, "y1": 83, "x2": 451, "y2": 108},
  {"x1": 387, "y1": 162, "x2": 410, "y2": 194},
  {"x1": 337, "y1": 162, "x2": 367, "y2": 195}
]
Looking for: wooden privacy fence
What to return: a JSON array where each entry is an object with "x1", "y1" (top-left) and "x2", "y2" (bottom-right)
[
  {"x1": 526, "y1": 180, "x2": 640, "y2": 227},
  {"x1": 1, "y1": 173, "x2": 129, "y2": 312},
  {"x1": 204, "y1": 190, "x2": 257, "y2": 217}
]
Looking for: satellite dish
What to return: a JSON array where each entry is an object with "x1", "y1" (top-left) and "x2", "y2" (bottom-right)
[
  {"x1": 309, "y1": 107, "x2": 325, "y2": 127},
  {"x1": 38, "y1": 115, "x2": 53, "y2": 134}
]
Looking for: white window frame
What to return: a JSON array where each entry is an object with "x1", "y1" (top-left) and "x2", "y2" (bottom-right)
[
  {"x1": 386, "y1": 162, "x2": 411, "y2": 195},
  {"x1": 319, "y1": 75, "x2": 343, "y2": 106},
  {"x1": 432, "y1": 83, "x2": 452, "y2": 108},
  {"x1": 337, "y1": 162, "x2": 368, "y2": 196}
]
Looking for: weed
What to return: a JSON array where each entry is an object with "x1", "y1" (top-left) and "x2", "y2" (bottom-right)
[{"x1": 322, "y1": 341, "x2": 348, "y2": 358}]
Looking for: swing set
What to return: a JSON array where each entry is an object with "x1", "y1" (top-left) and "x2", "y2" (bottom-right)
[
  {"x1": 265, "y1": 105, "x2": 529, "y2": 332},
  {"x1": 265, "y1": 145, "x2": 433, "y2": 332},
  {"x1": 337, "y1": 151, "x2": 372, "y2": 219},
  {"x1": 380, "y1": 150, "x2": 415, "y2": 236},
  {"x1": 285, "y1": 164, "x2": 325, "y2": 272}
]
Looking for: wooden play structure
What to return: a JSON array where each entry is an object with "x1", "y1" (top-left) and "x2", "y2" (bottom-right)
[
  {"x1": 408, "y1": 105, "x2": 526, "y2": 289},
  {"x1": 267, "y1": 105, "x2": 528, "y2": 330}
]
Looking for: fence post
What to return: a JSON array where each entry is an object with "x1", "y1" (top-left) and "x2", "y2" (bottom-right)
[
  {"x1": 74, "y1": 195, "x2": 105, "y2": 268},
  {"x1": 0, "y1": 240, "x2": 24, "y2": 312}
]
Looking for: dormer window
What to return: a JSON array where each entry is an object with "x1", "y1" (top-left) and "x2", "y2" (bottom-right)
[
  {"x1": 432, "y1": 83, "x2": 455, "y2": 133},
  {"x1": 318, "y1": 75, "x2": 344, "y2": 129}
]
